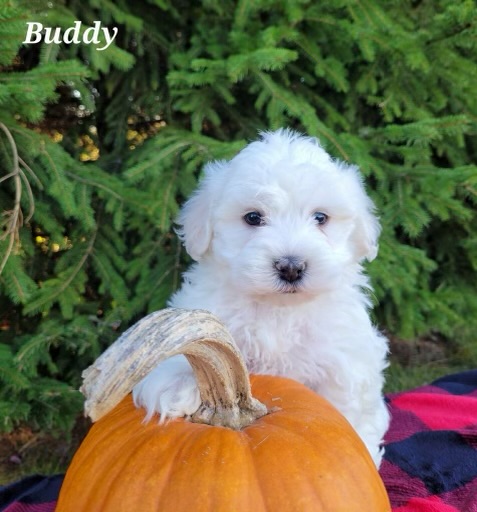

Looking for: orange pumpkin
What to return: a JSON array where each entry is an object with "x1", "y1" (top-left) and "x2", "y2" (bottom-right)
[{"x1": 56, "y1": 309, "x2": 390, "y2": 512}]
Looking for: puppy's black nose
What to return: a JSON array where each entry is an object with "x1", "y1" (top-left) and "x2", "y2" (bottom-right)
[{"x1": 274, "y1": 256, "x2": 307, "y2": 283}]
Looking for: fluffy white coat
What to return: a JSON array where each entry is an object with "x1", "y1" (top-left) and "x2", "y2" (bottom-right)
[{"x1": 133, "y1": 129, "x2": 390, "y2": 466}]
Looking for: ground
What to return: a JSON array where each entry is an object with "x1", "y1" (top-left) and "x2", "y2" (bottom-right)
[{"x1": 0, "y1": 416, "x2": 90, "y2": 485}]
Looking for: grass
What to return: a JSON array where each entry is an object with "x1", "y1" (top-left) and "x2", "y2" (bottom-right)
[
  {"x1": 385, "y1": 360, "x2": 469, "y2": 393},
  {"x1": 384, "y1": 332, "x2": 472, "y2": 392}
]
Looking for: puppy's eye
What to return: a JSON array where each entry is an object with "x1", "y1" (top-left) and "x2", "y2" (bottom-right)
[
  {"x1": 313, "y1": 212, "x2": 328, "y2": 225},
  {"x1": 243, "y1": 211, "x2": 264, "y2": 226}
]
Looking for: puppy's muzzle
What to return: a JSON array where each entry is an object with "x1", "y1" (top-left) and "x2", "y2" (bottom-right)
[{"x1": 274, "y1": 256, "x2": 307, "y2": 283}]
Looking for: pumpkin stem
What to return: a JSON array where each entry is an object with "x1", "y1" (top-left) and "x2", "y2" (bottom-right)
[{"x1": 81, "y1": 308, "x2": 268, "y2": 429}]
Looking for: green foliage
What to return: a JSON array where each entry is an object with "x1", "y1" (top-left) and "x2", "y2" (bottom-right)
[
  {"x1": 0, "y1": 0, "x2": 136, "y2": 432},
  {"x1": 0, "y1": 0, "x2": 476, "y2": 433}
]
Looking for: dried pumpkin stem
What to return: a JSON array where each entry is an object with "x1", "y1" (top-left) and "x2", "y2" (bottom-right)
[{"x1": 81, "y1": 308, "x2": 268, "y2": 429}]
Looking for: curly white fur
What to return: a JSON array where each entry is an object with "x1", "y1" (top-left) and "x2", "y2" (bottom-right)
[{"x1": 133, "y1": 129, "x2": 389, "y2": 466}]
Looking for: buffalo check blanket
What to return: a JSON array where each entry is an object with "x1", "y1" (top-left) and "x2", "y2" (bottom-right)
[
  {"x1": 2, "y1": 370, "x2": 477, "y2": 512},
  {"x1": 381, "y1": 369, "x2": 477, "y2": 511}
]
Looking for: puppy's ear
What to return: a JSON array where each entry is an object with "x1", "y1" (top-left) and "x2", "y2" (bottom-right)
[
  {"x1": 351, "y1": 206, "x2": 381, "y2": 262},
  {"x1": 176, "y1": 161, "x2": 225, "y2": 261},
  {"x1": 341, "y1": 164, "x2": 381, "y2": 262}
]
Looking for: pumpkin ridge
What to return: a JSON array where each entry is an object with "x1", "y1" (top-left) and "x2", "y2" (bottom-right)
[
  {"x1": 141, "y1": 421, "x2": 206, "y2": 511},
  {"x1": 256, "y1": 424, "x2": 381, "y2": 512},
  {"x1": 92, "y1": 416, "x2": 175, "y2": 510},
  {"x1": 236, "y1": 428, "x2": 270, "y2": 512},
  {"x1": 245, "y1": 416, "x2": 334, "y2": 510},
  {"x1": 242, "y1": 388, "x2": 386, "y2": 510},
  {"x1": 71, "y1": 397, "x2": 141, "y2": 462}
]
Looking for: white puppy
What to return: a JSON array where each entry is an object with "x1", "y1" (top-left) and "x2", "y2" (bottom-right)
[{"x1": 133, "y1": 129, "x2": 389, "y2": 466}]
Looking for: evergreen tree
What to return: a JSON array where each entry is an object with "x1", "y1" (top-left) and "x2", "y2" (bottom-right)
[{"x1": 0, "y1": 0, "x2": 476, "y2": 431}]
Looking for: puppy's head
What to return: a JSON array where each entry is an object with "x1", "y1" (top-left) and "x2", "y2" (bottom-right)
[{"x1": 177, "y1": 129, "x2": 380, "y2": 300}]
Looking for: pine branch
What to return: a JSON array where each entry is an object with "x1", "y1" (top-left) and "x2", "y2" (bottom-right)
[
  {"x1": 0, "y1": 122, "x2": 23, "y2": 275},
  {"x1": 23, "y1": 227, "x2": 98, "y2": 317}
]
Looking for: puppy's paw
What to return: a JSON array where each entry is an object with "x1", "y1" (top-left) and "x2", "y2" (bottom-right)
[{"x1": 132, "y1": 355, "x2": 200, "y2": 422}]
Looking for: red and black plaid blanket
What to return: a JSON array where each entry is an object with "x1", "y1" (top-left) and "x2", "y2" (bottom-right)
[
  {"x1": 381, "y1": 369, "x2": 477, "y2": 511},
  {"x1": 2, "y1": 370, "x2": 477, "y2": 511}
]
